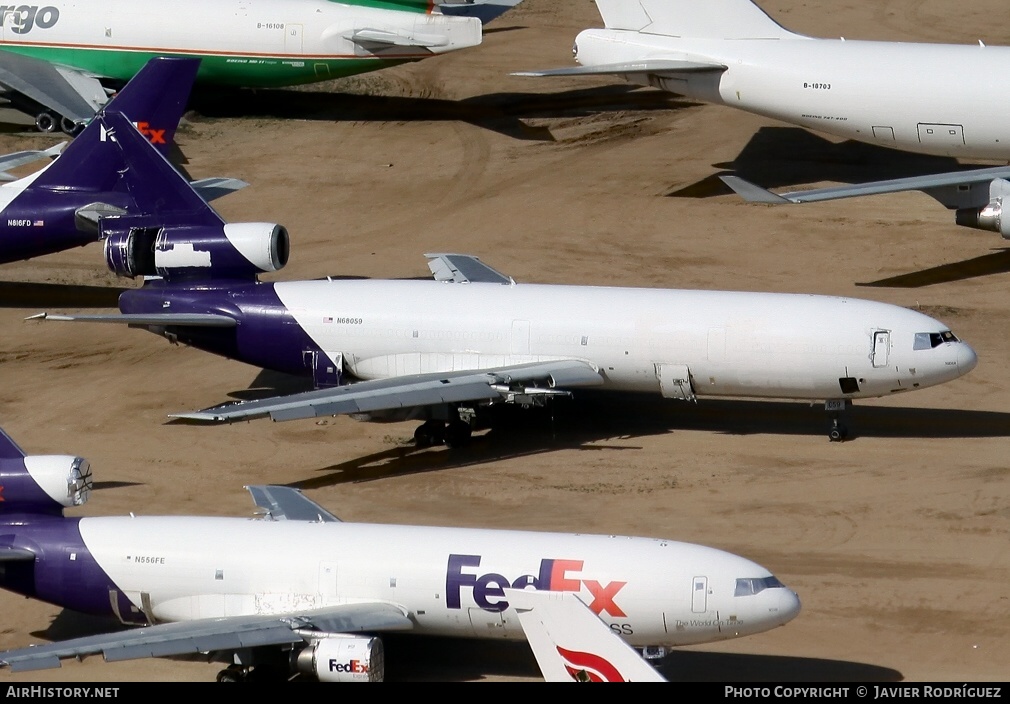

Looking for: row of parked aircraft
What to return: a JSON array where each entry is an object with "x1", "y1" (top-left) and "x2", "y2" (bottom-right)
[{"x1": 0, "y1": 0, "x2": 994, "y2": 682}]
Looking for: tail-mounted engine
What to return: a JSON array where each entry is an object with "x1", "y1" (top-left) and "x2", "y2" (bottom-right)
[
  {"x1": 0, "y1": 455, "x2": 92, "y2": 515},
  {"x1": 103, "y1": 222, "x2": 290, "y2": 279},
  {"x1": 294, "y1": 635, "x2": 384, "y2": 682}
]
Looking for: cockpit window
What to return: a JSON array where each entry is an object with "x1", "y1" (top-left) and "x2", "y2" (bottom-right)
[
  {"x1": 734, "y1": 576, "x2": 786, "y2": 597},
  {"x1": 913, "y1": 330, "x2": 959, "y2": 350}
]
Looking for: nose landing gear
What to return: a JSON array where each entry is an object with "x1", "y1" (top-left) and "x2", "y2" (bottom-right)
[{"x1": 825, "y1": 399, "x2": 850, "y2": 442}]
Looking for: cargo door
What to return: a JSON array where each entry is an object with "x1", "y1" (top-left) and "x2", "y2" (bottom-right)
[
  {"x1": 656, "y1": 363, "x2": 695, "y2": 400},
  {"x1": 917, "y1": 123, "x2": 965, "y2": 150},
  {"x1": 871, "y1": 331, "x2": 890, "y2": 368},
  {"x1": 303, "y1": 350, "x2": 343, "y2": 388}
]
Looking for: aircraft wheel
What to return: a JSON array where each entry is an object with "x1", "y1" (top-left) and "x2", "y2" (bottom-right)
[
  {"x1": 34, "y1": 112, "x2": 58, "y2": 133},
  {"x1": 413, "y1": 421, "x2": 444, "y2": 448},
  {"x1": 216, "y1": 666, "x2": 245, "y2": 683},
  {"x1": 60, "y1": 116, "x2": 82, "y2": 136},
  {"x1": 828, "y1": 425, "x2": 848, "y2": 442},
  {"x1": 444, "y1": 420, "x2": 472, "y2": 449}
]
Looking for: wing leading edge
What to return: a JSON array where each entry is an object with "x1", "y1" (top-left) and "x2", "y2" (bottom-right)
[
  {"x1": 0, "y1": 603, "x2": 412, "y2": 673},
  {"x1": 173, "y1": 359, "x2": 604, "y2": 423}
]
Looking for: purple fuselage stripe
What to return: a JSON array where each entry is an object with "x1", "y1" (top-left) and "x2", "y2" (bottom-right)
[{"x1": 120, "y1": 281, "x2": 319, "y2": 377}]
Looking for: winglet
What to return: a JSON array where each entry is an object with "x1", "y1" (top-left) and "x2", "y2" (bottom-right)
[{"x1": 719, "y1": 175, "x2": 794, "y2": 203}]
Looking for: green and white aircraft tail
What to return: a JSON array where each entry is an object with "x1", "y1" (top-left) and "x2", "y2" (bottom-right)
[{"x1": 0, "y1": 0, "x2": 524, "y2": 133}]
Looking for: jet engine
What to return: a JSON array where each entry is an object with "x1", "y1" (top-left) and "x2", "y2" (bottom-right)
[
  {"x1": 103, "y1": 222, "x2": 290, "y2": 279},
  {"x1": 0, "y1": 455, "x2": 92, "y2": 510},
  {"x1": 956, "y1": 198, "x2": 1010, "y2": 239},
  {"x1": 294, "y1": 635, "x2": 384, "y2": 682}
]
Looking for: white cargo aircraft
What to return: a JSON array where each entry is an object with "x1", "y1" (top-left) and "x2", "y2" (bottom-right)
[
  {"x1": 518, "y1": 0, "x2": 1010, "y2": 239},
  {"x1": 0, "y1": 427, "x2": 799, "y2": 682},
  {"x1": 0, "y1": 0, "x2": 522, "y2": 133}
]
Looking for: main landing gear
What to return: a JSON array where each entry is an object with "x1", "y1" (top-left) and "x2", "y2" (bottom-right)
[
  {"x1": 34, "y1": 111, "x2": 83, "y2": 136},
  {"x1": 413, "y1": 417, "x2": 473, "y2": 449},
  {"x1": 825, "y1": 399, "x2": 850, "y2": 442},
  {"x1": 216, "y1": 664, "x2": 288, "y2": 682}
]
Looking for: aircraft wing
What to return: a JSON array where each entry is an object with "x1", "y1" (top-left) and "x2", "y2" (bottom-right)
[
  {"x1": 172, "y1": 359, "x2": 604, "y2": 423},
  {"x1": 27, "y1": 312, "x2": 238, "y2": 327},
  {"x1": 720, "y1": 165, "x2": 1010, "y2": 204},
  {"x1": 246, "y1": 485, "x2": 341, "y2": 523},
  {"x1": 0, "y1": 143, "x2": 64, "y2": 181},
  {"x1": 425, "y1": 252, "x2": 514, "y2": 284},
  {"x1": 0, "y1": 50, "x2": 107, "y2": 125},
  {"x1": 507, "y1": 589, "x2": 667, "y2": 682},
  {"x1": 0, "y1": 602, "x2": 412, "y2": 673},
  {"x1": 514, "y1": 58, "x2": 727, "y2": 78}
]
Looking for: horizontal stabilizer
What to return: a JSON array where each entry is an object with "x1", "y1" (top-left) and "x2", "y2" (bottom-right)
[
  {"x1": 439, "y1": 0, "x2": 525, "y2": 23},
  {"x1": 595, "y1": 0, "x2": 798, "y2": 40},
  {"x1": 0, "y1": 49, "x2": 104, "y2": 123},
  {"x1": 0, "y1": 142, "x2": 65, "y2": 180},
  {"x1": 27, "y1": 313, "x2": 237, "y2": 327},
  {"x1": 721, "y1": 165, "x2": 1010, "y2": 204},
  {"x1": 246, "y1": 485, "x2": 341, "y2": 523},
  {"x1": 189, "y1": 177, "x2": 250, "y2": 203},
  {"x1": 515, "y1": 59, "x2": 726, "y2": 78}
]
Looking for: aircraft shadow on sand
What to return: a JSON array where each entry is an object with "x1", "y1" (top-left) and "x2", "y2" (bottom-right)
[
  {"x1": 188, "y1": 84, "x2": 691, "y2": 142},
  {"x1": 667, "y1": 127, "x2": 1010, "y2": 285},
  {"x1": 0, "y1": 280, "x2": 128, "y2": 308},
  {"x1": 244, "y1": 389, "x2": 1010, "y2": 488}
]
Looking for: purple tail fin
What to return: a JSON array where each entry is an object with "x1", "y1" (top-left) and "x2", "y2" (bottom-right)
[
  {"x1": 100, "y1": 56, "x2": 200, "y2": 156},
  {"x1": 26, "y1": 57, "x2": 201, "y2": 194},
  {"x1": 0, "y1": 428, "x2": 26, "y2": 459}
]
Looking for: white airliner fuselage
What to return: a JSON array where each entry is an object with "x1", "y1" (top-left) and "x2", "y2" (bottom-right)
[
  {"x1": 272, "y1": 280, "x2": 975, "y2": 402},
  {"x1": 575, "y1": 33, "x2": 1010, "y2": 160},
  {"x1": 77, "y1": 516, "x2": 797, "y2": 648}
]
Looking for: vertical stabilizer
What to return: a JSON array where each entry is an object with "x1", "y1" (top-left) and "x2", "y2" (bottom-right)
[
  {"x1": 595, "y1": 0, "x2": 798, "y2": 40},
  {"x1": 0, "y1": 428, "x2": 25, "y2": 459},
  {"x1": 100, "y1": 57, "x2": 201, "y2": 156},
  {"x1": 507, "y1": 589, "x2": 667, "y2": 682}
]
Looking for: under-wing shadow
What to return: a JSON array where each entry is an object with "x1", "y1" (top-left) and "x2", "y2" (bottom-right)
[
  {"x1": 92, "y1": 480, "x2": 142, "y2": 491},
  {"x1": 859, "y1": 247, "x2": 1010, "y2": 287},
  {"x1": 0, "y1": 280, "x2": 127, "y2": 308},
  {"x1": 32, "y1": 609, "x2": 130, "y2": 642},
  {"x1": 189, "y1": 85, "x2": 690, "y2": 142},
  {"x1": 382, "y1": 634, "x2": 903, "y2": 682},
  {"x1": 667, "y1": 126, "x2": 993, "y2": 198},
  {"x1": 289, "y1": 393, "x2": 1010, "y2": 488}
]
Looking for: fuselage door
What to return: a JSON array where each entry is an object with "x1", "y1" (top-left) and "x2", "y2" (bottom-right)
[
  {"x1": 917, "y1": 123, "x2": 965, "y2": 151},
  {"x1": 510, "y1": 319, "x2": 530, "y2": 356},
  {"x1": 691, "y1": 576, "x2": 708, "y2": 613},
  {"x1": 656, "y1": 363, "x2": 696, "y2": 400},
  {"x1": 872, "y1": 126, "x2": 895, "y2": 142},
  {"x1": 318, "y1": 561, "x2": 337, "y2": 602},
  {"x1": 285, "y1": 23, "x2": 303, "y2": 53},
  {"x1": 871, "y1": 330, "x2": 890, "y2": 368}
]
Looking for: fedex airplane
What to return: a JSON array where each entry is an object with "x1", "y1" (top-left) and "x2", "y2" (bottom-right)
[
  {"x1": 0, "y1": 0, "x2": 523, "y2": 133},
  {"x1": 0, "y1": 57, "x2": 246, "y2": 266},
  {"x1": 0, "y1": 427, "x2": 800, "y2": 681},
  {"x1": 32, "y1": 112, "x2": 977, "y2": 442},
  {"x1": 518, "y1": 0, "x2": 1010, "y2": 240}
]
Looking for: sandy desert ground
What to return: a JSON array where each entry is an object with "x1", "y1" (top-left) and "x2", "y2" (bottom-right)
[{"x1": 0, "y1": 0, "x2": 1006, "y2": 683}]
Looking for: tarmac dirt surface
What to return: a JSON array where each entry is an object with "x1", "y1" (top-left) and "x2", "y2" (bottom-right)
[{"x1": 0, "y1": 0, "x2": 1006, "y2": 683}]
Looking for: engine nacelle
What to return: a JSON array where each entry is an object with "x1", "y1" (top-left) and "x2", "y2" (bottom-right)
[
  {"x1": 957, "y1": 197, "x2": 1010, "y2": 239},
  {"x1": 103, "y1": 222, "x2": 289, "y2": 279},
  {"x1": 295, "y1": 635, "x2": 384, "y2": 682},
  {"x1": 0, "y1": 455, "x2": 92, "y2": 511}
]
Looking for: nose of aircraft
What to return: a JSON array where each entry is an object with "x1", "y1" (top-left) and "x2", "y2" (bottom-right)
[
  {"x1": 957, "y1": 342, "x2": 978, "y2": 376},
  {"x1": 769, "y1": 586, "x2": 802, "y2": 627}
]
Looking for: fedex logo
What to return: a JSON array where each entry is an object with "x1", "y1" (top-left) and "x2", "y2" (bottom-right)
[
  {"x1": 98, "y1": 122, "x2": 167, "y2": 145},
  {"x1": 328, "y1": 659, "x2": 368, "y2": 674},
  {"x1": 446, "y1": 554, "x2": 627, "y2": 616}
]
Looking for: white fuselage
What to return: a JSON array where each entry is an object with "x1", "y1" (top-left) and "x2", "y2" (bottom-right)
[
  {"x1": 273, "y1": 280, "x2": 975, "y2": 401},
  {"x1": 575, "y1": 30, "x2": 1010, "y2": 159},
  {"x1": 79, "y1": 516, "x2": 800, "y2": 646}
]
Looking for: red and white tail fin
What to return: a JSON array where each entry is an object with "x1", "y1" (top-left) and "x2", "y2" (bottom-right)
[
  {"x1": 507, "y1": 589, "x2": 667, "y2": 682},
  {"x1": 594, "y1": 0, "x2": 799, "y2": 40}
]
